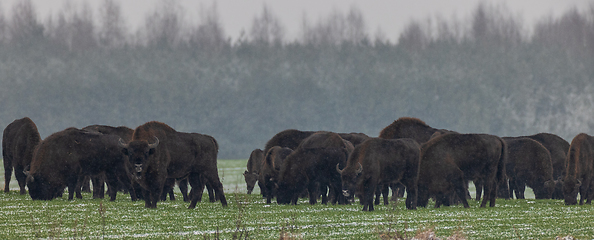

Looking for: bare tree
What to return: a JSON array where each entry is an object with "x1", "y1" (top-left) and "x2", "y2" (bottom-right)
[
  {"x1": 142, "y1": 0, "x2": 185, "y2": 48},
  {"x1": 398, "y1": 20, "x2": 429, "y2": 51},
  {"x1": 9, "y1": 0, "x2": 44, "y2": 48},
  {"x1": 345, "y1": 6, "x2": 367, "y2": 44},
  {"x1": 300, "y1": 6, "x2": 367, "y2": 45},
  {"x1": 188, "y1": 2, "x2": 226, "y2": 50},
  {"x1": 98, "y1": 0, "x2": 127, "y2": 48},
  {"x1": 0, "y1": 4, "x2": 7, "y2": 44},
  {"x1": 471, "y1": 2, "x2": 523, "y2": 47},
  {"x1": 249, "y1": 4, "x2": 284, "y2": 45}
]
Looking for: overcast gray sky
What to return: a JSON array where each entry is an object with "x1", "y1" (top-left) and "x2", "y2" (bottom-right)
[{"x1": 2, "y1": 0, "x2": 593, "y2": 41}]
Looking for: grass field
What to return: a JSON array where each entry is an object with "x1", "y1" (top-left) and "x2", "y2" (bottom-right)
[{"x1": 1, "y1": 159, "x2": 593, "y2": 239}]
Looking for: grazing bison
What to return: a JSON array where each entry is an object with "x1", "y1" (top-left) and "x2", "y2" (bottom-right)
[
  {"x1": 379, "y1": 117, "x2": 450, "y2": 144},
  {"x1": 337, "y1": 138, "x2": 420, "y2": 211},
  {"x1": 276, "y1": 132, "x2": 350, "y2": 205},
  {"x1": 81, "y1": 125, "x2": 135, "y2": 199},
  {"x1": 3, "y1": 117, "x2": 41, "y2": 194},
  {"x1": 119, "y1": 121, "x2": 226, "y2": 208},
  {"x1": 502, "y1": 137, "x2": 555, "y2": 199},
  {"x1": 525, "y1": 133, "x2": 570, "y2": 199},
  {"x1": 417, "y1": 133, "x2": 506, "y2": 208},
  {"x1": 26, "y1": 128, "x2": 132, "y2": 201},
  {"x1": 260, "y1": 146, "x2": 293, "y2": 203},
  {"x1": 563, "y1": 133, "x2": 594, "y2": 205},
  {"x1": 243, "y1": 149, "x2": 264, "y2": 195}
]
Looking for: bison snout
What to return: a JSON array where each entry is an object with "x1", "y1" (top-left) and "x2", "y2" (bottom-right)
[
  {"x1": 342, "y1": 190, "x2": 350, "y2": 197},
  {"x1": 134, "y1": 164, "x2": 143, "y2": 173}
]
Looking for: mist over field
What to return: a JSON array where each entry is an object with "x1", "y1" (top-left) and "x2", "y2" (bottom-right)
[{"x1": 0, "y1": 0, "x2": 593, "y2": 159}]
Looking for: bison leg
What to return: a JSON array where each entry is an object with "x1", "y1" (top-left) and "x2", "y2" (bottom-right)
[
  {"x1": 187, "y1": 173, "x2": 205, "y2": 209},
  {"x1": 452, "y1": 177, "x2": 470, "y2": 208},
  {"x1": 104, "y1": 171, "x2": 120, "y2": 201},
  {"x1": 177, "y1": 178, "x2": 189, "y2": 202},
  {"x1": 14, "y1": 165, "x2": 28, "y2": 195},
  {"x1": 363, "y1": 182, "x2": 376, "y2": 211},
  {"x1": 81, "y1": 176, "x2": 91, "y2": 193},
  {"x1": 474, "y1": 180, "x2": 483, "y2": 201},
  {"x1": 307, "y1": 183, "x2": 318, "y2": 205},
  {"x1": 3, "y1": 158, "x2": 13, "y2": 193},
  {"x1": 374, "y1": 185, "x2": 381, "y2": 206},
  {"x1": 91, "y1": 175, "x2": 105, "y2": 199}
]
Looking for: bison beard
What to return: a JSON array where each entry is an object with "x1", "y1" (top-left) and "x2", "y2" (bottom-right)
[
  {"x1": 26, "y1": 128, "x2": 133, "y2": 201},
  {"x1": 337, "y1": 138, "x2": 420, "y2": 211},
  {"x1": 3, "y1": 117, "x2": 41, "y2": 195},
  {"x1": 563, "y1": 133, "x2": 594, "y2": 205},
  {"x1": 121, "y1": 121, "x2": 227, "y2": 209},
  {"x1": 417, "y1": 133, "x2": 506, "y2": 208}
]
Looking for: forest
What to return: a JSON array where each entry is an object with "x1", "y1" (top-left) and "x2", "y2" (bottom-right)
[{"x1": 0, "y1": 0, "x2": 593, "y2": 159}]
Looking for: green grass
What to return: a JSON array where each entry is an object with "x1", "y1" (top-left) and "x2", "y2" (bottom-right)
[{"x1": 1, "y1": 159, "x2": 593, "y2": 239}]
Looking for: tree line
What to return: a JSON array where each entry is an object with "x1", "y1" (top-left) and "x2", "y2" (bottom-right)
[{"x1": 0, "y1": 0, "x2": 593, "y2": 158}]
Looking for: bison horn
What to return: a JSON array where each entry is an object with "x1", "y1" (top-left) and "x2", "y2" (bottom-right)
[
  {"x1": 148, "y1": 136, "x2": 159, "y2": 148},
  {"x1": 23, "y1": 170, "x2": 31, "y2": 177},
  {"x1": 336, "y1": 163, "x2": 343, "y2": 174},
  {"x1": 118, "y1": 138, "x2": 129, "y2": 148},
  {"x1": 356, "y1": 163, "x2": 363, "y2": 174}
]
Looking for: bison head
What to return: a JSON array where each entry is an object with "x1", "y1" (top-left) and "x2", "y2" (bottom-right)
[
  {"x1": 26, "y1": 174, "x2": 56, "y2": 200},
  {"x1": 243, "y1": 171, "x2": 259, "y2": 194},
  {"x1": 562, "y1": 178, "x2": 581, "y2": 205},
  {"x1": 119, "y1": 137, "x2": 159, "y2": 180},
  {"x1": 337, "y1": 163, "x2": 362, "y2": 198}
]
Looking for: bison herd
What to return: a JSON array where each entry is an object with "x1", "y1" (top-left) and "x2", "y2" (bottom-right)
[
  {"x1": 2, "y1": 118, "x2": 226, "y2": 209},
  {"x1": 2, "y1": 116, "x2": 594, "y2": 211},
  {"x1": 243, "y1": 117, "x2": 594, "y2": 211}
]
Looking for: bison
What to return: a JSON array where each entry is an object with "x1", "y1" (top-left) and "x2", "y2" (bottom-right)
[
  {"x1": 260, "y1": 146, "x2": 293, "y2": 203},
  {"x1": 3, "y1": 117, "x2": 41, "y2": 194},
  {"x1": 264, "y1": 129, "x2": 316, "y2": 154},
  {"x1": 379, "y1": 117, "x2": 450, "y2": 144},
  {"x1": 337, "y1": 138, "x2": 420, "y2": 211},
  {"x1": 26, "y1": 128, "x2": 132, "y2": 201},
  {"x1": 243, "y1": 149, "x2": 264, "y2": 195},
  {"x1": 276, "y1": 131, "x2": 350, "y2": 205},
  {"x1": 563, "y1": 133, "x2": 594, "y2": 205},
  {"x1": 525, "y1": 133, "x2": 570, "y2": 199},
  {"x1": 417, "y1": 133, "x2": 506, "y2": 208},
  {"x1": 502, "y1": 137, "x2": 555, "y2": 199},
  {"x1": 119, "y1": 121, "x2": 227, "y2": 208},
  {"x1": 81, "y1": 124, "x2": 135, "y2": 199}
]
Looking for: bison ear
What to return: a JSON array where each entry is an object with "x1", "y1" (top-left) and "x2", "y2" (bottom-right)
[{"x1": 243, "y1": 171, "x2": 248, "y2": 176}]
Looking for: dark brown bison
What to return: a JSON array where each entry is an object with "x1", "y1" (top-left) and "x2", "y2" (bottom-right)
[
  {"x1": 119, "y1": 121, "x2": 226, "y2": 208},
  {"x1": 3, "y1": 117, "x2": 41, "y2": 194},
  {"x1": 337, "y1": 138, "x2": 420, "y2": 211},
  {"x1": 525, "y1": 133, "x2": 570, "y2": 199},
  {"x1": 26, "y1": 128, "x2": 132, "y2": 201},
  {"x1": 243, "y1": 149, "x2": 264, "y2": 194},
  {"x1": 81, "y1": 125, "x2": 135, "y2": 199},
  {"x1": 260, "y1": 146, "x2": 293, "y2": 203},
  {"x1": 276, "y1": 132, "x2": 350, "y2": 205},
  {"x1": 379, "y1": 117, "x2": 450, "y2": 144},
  {"x1": 264, "y1": 129, "x2": 316, "y2": 154},
  {"x1": 417, "y1": 133, "x2": 506, "y2": 208},
  {"x1": 502, "y1": 137, "x2": 555, "y2": 199},
  {"x1": 563, "y1": 133, "x2": 594, "y2": 205}
]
